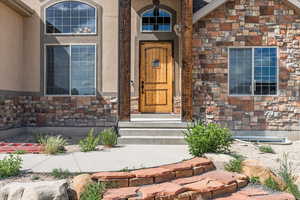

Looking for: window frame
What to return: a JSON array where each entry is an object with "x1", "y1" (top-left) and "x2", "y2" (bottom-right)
[
  {"x1": 140, "y1": 8, "x2": 173, "y2": 33},
  {"x1": 44, "y1": 43, "x2": 97, "y2": 97},
  {"x1": 228, "y1": 46, "x2": 279, "y2": 97},
  {"x1": 44, "y1": 0, "x2": 97, "y2": 36}
]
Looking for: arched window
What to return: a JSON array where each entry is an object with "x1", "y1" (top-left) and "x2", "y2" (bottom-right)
[
  {"x1": 46, "y1": 1, "x2": 96, "y2": 34},
  {"x1": 141, "y1": 8, "x2": 172, "y2": 32}
]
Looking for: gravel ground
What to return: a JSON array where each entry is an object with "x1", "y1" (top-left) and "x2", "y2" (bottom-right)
[
  {"x1": 231, "y1": 140, "x2": 300, "y2": 175},
  {"x1": 0, "y1": 173, "x2": 68, "y2": 185}
]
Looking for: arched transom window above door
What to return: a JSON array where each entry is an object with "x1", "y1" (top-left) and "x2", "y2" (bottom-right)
[
  {"x1": 45, "y1": 1, "x2": 96, "y2": 34},
  {"x1": 141, "y1": 8, "x2": 172, "y2": 32}
]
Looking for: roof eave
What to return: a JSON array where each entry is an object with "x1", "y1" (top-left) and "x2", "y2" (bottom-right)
[
  {"x1": 193, "y1": 0, "x2": 228, "y2": 24},
  {"x1": 1, "y1": 0, "x2": 34, "y2": 17}
]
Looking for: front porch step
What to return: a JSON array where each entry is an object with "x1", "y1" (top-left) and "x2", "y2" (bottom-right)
[
  {"x1": 119, "y1": 128, "x2": 186, "y2": 136},
  {"x1": 118, "y1": 121, "x2": 189, "y2": 128},
  {"x1": 118, "y1": 136, "x2": 186, "y2": 145},
  {"x1": 130, "y1": 114, "x2": 181, "y2": 121},
  {"x1": 118, "y1": 120, "x2": 189, "y2": 145}
]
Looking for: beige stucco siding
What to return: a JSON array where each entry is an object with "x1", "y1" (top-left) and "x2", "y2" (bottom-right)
[
  {"x1": 0, "y1": 2, "x2": 24, "y2": 91},
  {"x1": 18, "y1": 0, "x2": 119, "y2": 94},
  {"x1": 22, "y1": 0, "x2": 41, "y2": 92},
  {"x1": 1, "y1": 0, "x2": 180, "y2": 94}
]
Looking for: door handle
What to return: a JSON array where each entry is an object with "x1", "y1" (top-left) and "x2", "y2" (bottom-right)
[{"x1": 141, "y1": 81, "x2": 145, "y2": 94}]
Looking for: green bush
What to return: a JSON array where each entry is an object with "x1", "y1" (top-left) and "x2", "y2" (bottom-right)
[
  {"x1": 79, "y1": 128, "x2": 101, "y2": 152},
  {"x1": 100, "y1": 129, "x2": 118, "y2": 147},
  {"x1": 0, "y1": 155, "x2": 22, "y2": 178},
  {"x1": 80, "y1": 182, "x2": 106, "y2": 200},
  {"x1": 224, "y1": 157, "x2": 244, "y2": 173},
  {"x1": 51, "y1": 168, "x2": 72, "y2": 179},
  {"x1": 39, "y1": 135, "x2": 68, "y2": 154},
  {"x1": 184, "y1": 122, "x2": 233, "y2": 156},
  {"x1": 259, "y1": 145, "x2": 275, "y2": 154}
]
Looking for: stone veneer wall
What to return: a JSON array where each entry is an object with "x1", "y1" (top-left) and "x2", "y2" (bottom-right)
[
  {"x1": 0, "y1": 95, "x2": 118, "y2": 130},
  {"x1": 193, "y1": 0, "x2": 300, "y2": 131},
  {"x1": 0, "y1": 96, "x2": 23, "y2": 130}
]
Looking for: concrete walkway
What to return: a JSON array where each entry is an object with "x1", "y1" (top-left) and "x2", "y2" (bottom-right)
[{"x1": 0, "y1": 145, "x2": 191, "y2": 173}]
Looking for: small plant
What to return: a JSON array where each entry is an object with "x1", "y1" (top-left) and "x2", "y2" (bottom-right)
[
  {"x1": 277, "y1": 153, "x2": 300, "y2": 199},
  {"x1": 13, "y1": 150, "x2": 27, "y2": 155},
  {"x1": 0, "y1": 155, "x2": 22, "y2": 178},
  {"x1": 259, "y1": 145, "x2": 275, "y2": 154},
  {"x1": 31, "y1": 175, "x2": 40, "y2": 181},
  {"x1": 34, "y1": 133, "x2": 45, "y2": 143},
  {"x1": 120, "y1": 167, "x2": 131, "y2": 172},
  {"x1": 79, "y1": 128, "x2": 101, "y2": 152},
  {"x1": 39, "y1": 135, "x2": 68, "y2": 154},
  {"x1": 80, "y1": 182, "x2": 106, "y2": 200},
  {"x1": 249, "y1": 176, "x2": 260, "y2": 184},
  {"x1": 184, "y1": 122, "x2": 233, "y2": 156},
  {"x1": 264, "y1": 176, "x2": 281, "y2": 191},
  {"x1": 51, "y1": 168, "x2": 72, "y2": 179},
  {"x1": 100, "y1": 129, "x2": 118, "y2": 147},
  {"x1": 224, "y1": 157, "x2": 244, "y2": 173}
]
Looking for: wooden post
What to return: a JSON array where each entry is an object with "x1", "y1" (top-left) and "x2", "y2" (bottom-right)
[
  {"x1": 181, "y1": 0, "x2": 193, "y2": 121},
  {"x1": 118, "y1": 0, "x2": 131, "y2": 121}
]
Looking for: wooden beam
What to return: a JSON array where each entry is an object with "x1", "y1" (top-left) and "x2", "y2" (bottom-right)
[
  {"x1": 118, "y1": 0, "x2": 131, "y2": 121},
  {"x1": 181, "y1": 0, "x2": 193, "y2": 121}
]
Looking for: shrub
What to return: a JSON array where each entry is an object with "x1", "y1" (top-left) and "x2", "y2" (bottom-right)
[
  {"x1": 79, "y1": 128, "x2": 101, "y2": 152},
  {"x1": 39, "y1": 135, "x2": 68, "y2": 154},
  {"x1": 259, "y1": 145, "x2": 275, "y2": 154},
  {"x1": 224, "y1": 157, "x2": 244, "y2": 173},
  {"x1": 80, "y1": 182, "x2": 106, "y2": 200},
  {"x1": 100, "y1": 129, "x2": 118, "y2": 147},
  {"x1": 0, "y1": 155, "x2": 22, "y2": 178},
  {"x1": 184, "y1": 122, "x2": 233, "y2": 156},
  {"x1": 277, "y1": 153, "x2": 300, "y2": 199},
  {"x1": 51, "y1": 168, "x2": 72, "y2": 179}
]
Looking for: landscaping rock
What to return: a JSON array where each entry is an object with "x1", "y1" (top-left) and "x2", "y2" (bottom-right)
[
  {"x1": 71, "y1": 174, "x2": 92, "y2": 200},
  {"x1": 242, "y1": 160, "x2": 285, "y2": 189},
  {"x1": 204, "y1": 153, "x2": 235, "y2": 170},
  {"x1": 0, "y1": 180, "x2": 69, "y2": 200}
]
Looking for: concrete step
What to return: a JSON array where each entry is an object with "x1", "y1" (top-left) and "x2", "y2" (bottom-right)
[
  {"x1": 130, "y1": 114, "x2": 181, "y2": 122},
  {"x1": 119, "y1": 128, "x2": 186, "y2": 136},
  {"x1": 118, "y1": 136, "x2": 186, "y2": 145},
  {"x1": 118, "y1": 121, "x2": 189, "y2": 128}
]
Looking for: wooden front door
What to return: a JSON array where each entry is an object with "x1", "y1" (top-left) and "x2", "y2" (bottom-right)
[{"x1": 140, "y1": 42, "x2": 173, "y2": 113}]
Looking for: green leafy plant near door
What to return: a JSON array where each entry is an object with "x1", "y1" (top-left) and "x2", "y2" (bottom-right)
[{"x1": 184, "y1": 122, "x2": 233, "y2": 157}]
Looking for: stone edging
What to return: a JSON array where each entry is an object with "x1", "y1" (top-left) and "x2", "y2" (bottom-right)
[{"x1": 91, "y1": 157, "x2": 216, "y2": 187}]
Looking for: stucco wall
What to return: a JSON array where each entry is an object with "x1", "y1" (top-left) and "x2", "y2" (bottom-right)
[
  {"x1": 19, "y1": 0, "x2": 119, "y2": 94},
  {"x1": 193, "y1": 0, "x2": 300, "y2": 132},
  {"x1": 0, "y1": 2, "x2": 24, "y2": 91}
]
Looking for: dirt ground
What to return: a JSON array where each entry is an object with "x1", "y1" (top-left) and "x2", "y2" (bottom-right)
[{"x1": 231, "y1": 140, "x2": 300, "y2": 175}]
